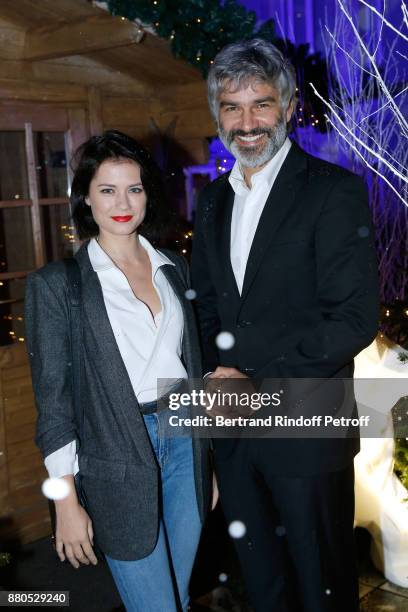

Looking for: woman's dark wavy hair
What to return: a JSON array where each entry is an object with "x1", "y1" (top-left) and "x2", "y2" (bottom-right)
[{"x1": 71, "y1": 130, "x2": 169, "y2": 242}]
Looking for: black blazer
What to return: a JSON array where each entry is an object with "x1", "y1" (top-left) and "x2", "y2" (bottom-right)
[
  {"x1": 25, "y1": 242, "x2": 212, "y2": 560},
  {"x1": 191, "y1": 142, "x2": 379, "y2": 474}
]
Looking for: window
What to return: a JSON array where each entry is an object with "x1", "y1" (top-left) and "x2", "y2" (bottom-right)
[{"x1": 0, "y1": 125, "x2": 75, "y2": 346}]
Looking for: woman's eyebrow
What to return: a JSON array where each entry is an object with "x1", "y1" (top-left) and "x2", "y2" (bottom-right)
[{"x1": 97, "y1": 182, "x2": 143, "y2": 187}]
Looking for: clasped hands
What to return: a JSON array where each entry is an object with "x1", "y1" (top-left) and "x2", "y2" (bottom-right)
[{"x1": 203, "y1": 366, "x2": 256, "y2": 418}]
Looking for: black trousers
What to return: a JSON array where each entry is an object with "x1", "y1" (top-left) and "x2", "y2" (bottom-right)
[{"x1": 214, "y1": 439, "x2": 359, "y2": 612}]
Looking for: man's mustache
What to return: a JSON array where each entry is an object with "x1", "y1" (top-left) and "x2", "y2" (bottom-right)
[{"x1": 227, "y1": 127, "x2": 273, "y2": 144}]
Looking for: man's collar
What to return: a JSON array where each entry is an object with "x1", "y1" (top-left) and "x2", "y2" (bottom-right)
[{"x1": 88, "y1": 235, "x2": 175, "y2": 273}]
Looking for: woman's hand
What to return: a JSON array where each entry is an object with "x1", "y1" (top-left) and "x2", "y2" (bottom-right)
[
  {"x1": 54, "y1": 476, "x2": 98, "y2": 568},
  {"x1": 211, "y1": 473, "x2": 219, "y2": 510}
]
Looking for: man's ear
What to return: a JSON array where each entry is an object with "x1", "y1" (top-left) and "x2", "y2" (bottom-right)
[{"x1": 286, "y1": 98, "x2": 296, "y2": 123}]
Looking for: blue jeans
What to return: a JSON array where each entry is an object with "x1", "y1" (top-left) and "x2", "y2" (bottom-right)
[{"x1": 106, "y1": 407, "x2": 201, "y2": 612}]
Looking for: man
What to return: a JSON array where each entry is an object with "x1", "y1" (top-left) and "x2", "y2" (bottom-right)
[{"x1": 191, "y1": 39, "x2": 379, "y2": 612}]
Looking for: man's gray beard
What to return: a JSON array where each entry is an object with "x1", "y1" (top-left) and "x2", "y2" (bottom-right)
[{"x1": 218, "y1": 116, "x2": 287, "y2": 168}]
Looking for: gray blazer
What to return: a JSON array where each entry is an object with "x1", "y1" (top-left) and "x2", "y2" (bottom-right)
[{"x1": 25, "y1": 241, "x2": 212, "y2": 560}]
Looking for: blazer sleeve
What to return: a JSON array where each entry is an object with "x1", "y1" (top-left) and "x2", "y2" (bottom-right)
[
  {"x1": 257, "y1": 174, "x2": 380, "y2": 379},
  {"x1": 25, "y1": 271, "x2": 78, "y2": 459},
  {"x1": 191, "y1": 187, "x2": 222, "y2": 374}
]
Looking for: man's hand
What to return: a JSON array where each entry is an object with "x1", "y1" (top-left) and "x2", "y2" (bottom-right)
[{"x1": 54, "y1": 475, "x2": 98, "y2": 568}]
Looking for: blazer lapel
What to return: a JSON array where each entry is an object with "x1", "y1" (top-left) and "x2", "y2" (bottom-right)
[
  {"x1": 74, "y1": 244, "x2": 155, "y2": 467},
  {"x1": 239, "y1": 143, "x2": 307, "y2": 305},
  {"x1": 213, "y1": 179, "x2": 241, "y2": 303}
]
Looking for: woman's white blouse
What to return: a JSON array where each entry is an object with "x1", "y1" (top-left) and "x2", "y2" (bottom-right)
[{"x1": 44, "y1": 236, "x2": 187, "y2": 478}]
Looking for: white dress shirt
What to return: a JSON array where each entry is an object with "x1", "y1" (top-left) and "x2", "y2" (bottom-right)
[
  {"x1": 230, "y1": 137, "x2": 292, "y2": 294},
  {"x1": 44, "y1": 235, "x2": 187, "y2": 478}
]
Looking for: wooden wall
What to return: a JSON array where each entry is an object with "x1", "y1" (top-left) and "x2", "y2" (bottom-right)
[
  {"x1": 0, "y1": 344, "x2": 50, "y2": 545},
  {"x1": 0, "y1": 16, "x2": 215, "y2": 165}
]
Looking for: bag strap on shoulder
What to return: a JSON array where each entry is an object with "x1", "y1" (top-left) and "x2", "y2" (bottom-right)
[
  {"x1": 63, "y1": 258, "x2": 83, "y2": 451},
  {"x1": 158, "y1": 249, "x2": 189, "y2": 290}
]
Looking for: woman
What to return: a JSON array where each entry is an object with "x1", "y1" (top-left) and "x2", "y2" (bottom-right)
[{"x1": 25, "y1": 130, "x2": 213, "y2": 611}]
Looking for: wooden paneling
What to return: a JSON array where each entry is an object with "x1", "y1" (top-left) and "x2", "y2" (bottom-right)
[
  {"x1": 0, "y1": 474, "x2": 11, "y2": 518},
  {"x1": 35, "y1": 57, "x2": 154, "y2": 97},
  {"x1": 100, "y1": 125, "x2": 152, "y2": 145},
  {"x1": 0, "y1": 2, "x2": 201, "y2": 87},
  {"x1": 7, "y1": 438, "x2": 38, "y2": 461},
  {"x1": 103, "y1": 92, "x2": 214, "y2": 145},
  {"x1": 0, "y1": 1, "x2": 211, "y2": 153},
  {"x1": 10, "y1": 479, "x2": 47, "y2": 507},
  {"x1": 158, "y1": 82, "x2": 214, "y2": 141},
  {"x1": 88, "y1": 86, "x2": 103, "y2": 136},
  {"x1": 67, "y1": 107, "x2": 89, "y2": 155},
  {"x1": 8, "y1": 455, "x2": 44, "y2": 487},
  {"x1": 0, "y1": 344, "x2": 50, "y2": 543},
  {"x1": 102, "y1": 97, "x2": 161, "y2": 127},
  {"x1": 0, "y1": 342, "x2": 30, "y2": 369},
  {"x1": 160, "y1": 81, "x2": 209, "y2": 112},
  {"x1": 24, "y1": 14, "x2": 144, "y2": 61},
  {"x1": 0, "y1": 350, "x2": 11, "y2": 518},
  {"x1": 0, "y1": 0, "x2": 96, "y2": 29},
  {"x1": 0, "y1": 58, "x2": 154, "y2": 99},
  {"x1": 0, "y1": 101, "x2": 68, "y2": 131},
  {"x1": 0, "y1": 271, "x2": 33, "y2": 281},
  {"x1": 26, "y1": 123, "x2": 45, "y2": 268},
  {"x1": 87, "y1": 33, "x2": 202, "y2": 86},
  {"x1": 0, "y1": 504, "x2": 51, "y2": 545},
  {"x1": 5, "y1": 403, "x2": 36, "y2": 430},
  {"x1": 159, "y1": 108, "x2": 215, "y2": 139},
  {"x1": 6, "y1": 421, "x2": 36, "y2": 446},
  {"x1": 0, "y1": 78, "x2": 87, "y2": 103},
  {"x1": 0, "y1": 21, "x2": 26, "y2": 60}
]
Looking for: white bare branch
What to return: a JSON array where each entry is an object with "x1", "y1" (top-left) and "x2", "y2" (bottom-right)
[
  {"x1": 326, "y1": 116, "x2": 407, "y2": 207},
  {"x1": 310, "y1": 83, "x2": 408, "y2": 203},
  {"x1": 357, "y1": 0, "x2": 408, "y2": 42},
  {"x1": 310, "y1": 0, "x2": 408, "y2": 301},
  {"x1": 337, "y1": 0, "x2": 408, "y2": 137}
]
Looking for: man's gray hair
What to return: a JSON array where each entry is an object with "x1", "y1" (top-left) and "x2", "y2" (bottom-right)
[{"x1": 207, "y1": 38, "x2": 297, "y2": 120}]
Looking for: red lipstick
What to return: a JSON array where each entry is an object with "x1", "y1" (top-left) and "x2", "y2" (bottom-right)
[{"x1": 111, "y1": 215, "x2": 133, "y2": 222}]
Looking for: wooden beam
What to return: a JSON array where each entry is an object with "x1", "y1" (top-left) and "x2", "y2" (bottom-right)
[
  {"x1": 23, "y1": 14, "x2": 144, "y2": 62},
  {"x1": 0, "y1": 79, "x2": 87, "y2": 103},
  {"x1": 66, "y1": 107, "x2": 89, "y2": 162},
  {"x1": 0, "y1": 346, "x2": 11, "y2": 518},
  {"x1": 0, "y1": 271, "x2": 33, "y2": 281},
  {"x1": 159, "y1": 108, "x2": 215, "y2": 139},
  {"x1": 102, "y1": 97, "x2": 161, "y2": 127},
  {"x1": 88, "y1": 86, "x2": 103, "y2": 136},
  {"x1": 0, "y1": 101, "x2": 69, "y2": 131},
  {"x1": 0, "y1": 200, "x2": 32, "y2": 209},
  {"x1": 25, "y1": 123, "x2": 45, "y2": 269},
  {"x1": 159, "y1": 81, "x2": 208, "y2": 112},
  {"x1": 39, "y1": 198, "x2": 69, "y2": 206}
]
